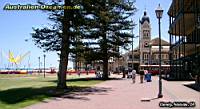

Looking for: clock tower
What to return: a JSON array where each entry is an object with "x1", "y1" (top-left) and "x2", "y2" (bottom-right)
[{"x1": 139, "y1": 11, "x2": 151, "y2": 65}]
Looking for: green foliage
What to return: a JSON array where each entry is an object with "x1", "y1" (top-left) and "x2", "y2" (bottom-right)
[
  {"x1": 32, "y1": 0, "x2": 85, "y2": 53},
  {"x1": 31, "y1": 0, "x2": 137, "y2": 80},
  {"x1": 31, "y1": 0, "x2": 91, "y2": 88},
  {"x1": 82, "y1": 0, "x2": 137, "y2": 59},
  {"x1": 80, "y1": 0, "x2": 137, "y2": 79},
  {"x1": 31, "y1": 0, "x2": 137, "y2": 61}
]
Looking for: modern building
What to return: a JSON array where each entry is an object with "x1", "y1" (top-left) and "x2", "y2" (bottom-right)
[{"x1": 168, "y1": 0, "x2": 200, "y2": 80}]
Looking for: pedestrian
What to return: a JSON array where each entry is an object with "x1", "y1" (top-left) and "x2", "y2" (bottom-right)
[
  {"x1": 140, "y1": 70, "x2": 144, "y2": 83},
  {"x1": 132, "y1": 69, "x2": 136, "y2": 83},
  {"x1": 77, "y1": 70, "x2": 81, "y2": 77},
  {"x1": 122, "y1": 67, "x2": 126, "y2": 78},
  {"x1": 144, "y1": 70, "x2": 148, "y2": 80},
  {"x1": 145, "y1": 70, "x2": 152, "y2": 82}
]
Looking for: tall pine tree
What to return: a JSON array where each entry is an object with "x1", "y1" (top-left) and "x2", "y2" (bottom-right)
[
  {"x1": 82, "y1": 0, "x2": 137, "y2": 79},
  {"x1": 32, "y1": 0, "x2": 86, "y2": 89}
]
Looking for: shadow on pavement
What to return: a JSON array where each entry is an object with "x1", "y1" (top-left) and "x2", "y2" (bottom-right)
[
  {"x1": 60, "y1": 86, "x2": 112, "y2": 101},
  {"x1": 0, "y1": 85, "x2": 113, "y2": 105},
  {"x1": 43, "y1": 77, "x2": 123, "y2": 83},
  {"x1": 141, "y1": 97, "x2": 159, "y2": 102},
  {"x1": 66, "y1": 77, "x2": 124, "y2": 82},
  {"x1": 184, "y1": 84, "x2": 200, "y2": 92},
  {"x1": 0, "y1": 86, "x2": 56, "y2": 104}
]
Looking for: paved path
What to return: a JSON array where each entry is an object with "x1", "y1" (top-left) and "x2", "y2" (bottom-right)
[{"x1": 25, "y1": 74, "x2": 200, "y2": 109}]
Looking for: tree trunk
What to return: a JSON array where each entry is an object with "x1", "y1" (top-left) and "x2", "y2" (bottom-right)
[
  {"x1": 57, "y1": 0, "x2": 70, "y2": 89},
  {"x1": 122, "y1": 68, "x2": 126, "y2": 78},
  {"x1": 57, "y1": 37, "x2": 69, "y2": 89},
  {"x1": 102, "y1": 33, "x2": 109, "y2": 80},
  {"x1": 57, "y1": 45, "x2": 68, "y2": 89},
  {"x1": 103, "y1": 57, "x2": 109, "y2": 80}
]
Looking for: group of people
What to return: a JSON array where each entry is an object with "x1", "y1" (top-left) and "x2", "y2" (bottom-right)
[{"x1": 130, "y1": 69, "x2": 151, "y2": 83}]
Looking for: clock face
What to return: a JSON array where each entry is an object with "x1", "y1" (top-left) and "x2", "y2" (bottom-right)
[{"x1": 144, "y1": 41, "x2": 149, "y2": 47}]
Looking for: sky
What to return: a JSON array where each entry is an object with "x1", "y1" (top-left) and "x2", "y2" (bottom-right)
[{"x1": 0, "y1": 0, "x2": 172, "y2": 69}]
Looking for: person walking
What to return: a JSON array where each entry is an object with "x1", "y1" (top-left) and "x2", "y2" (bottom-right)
[
  {"x1": 144, "y1": 70, "x2": 148, "y2": 81},
  {"x1": 77, "y1": 70, "x2": 81, "y2": 77},
  {"x1": 132, "y1": 69, "x2": 136, "y2": 83},
  {"x1": 145, "y1": 70, "x2": 152, "y2": 82},
  {"x1": 140, "y1": 70, "x2": 144, "y2": 83}
]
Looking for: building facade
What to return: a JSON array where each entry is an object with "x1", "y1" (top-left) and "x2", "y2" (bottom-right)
[
  {"x1": 139, "y1": 11, "x2": 152, "y2": 65},
  {"x1": 168, "y1": 0, "x2": 200, "y2": 80},
  {"x1": 111, "y1": 11, "x2": 170, "y2": 73}
]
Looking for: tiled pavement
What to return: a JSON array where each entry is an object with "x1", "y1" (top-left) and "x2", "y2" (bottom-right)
[{"x1": 25, "y1": 74, "x2": 200, "y2": 109}]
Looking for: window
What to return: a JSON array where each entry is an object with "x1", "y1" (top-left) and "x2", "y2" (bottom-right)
[
  {"x1": 162, "y1": 55, "x2": 164, "y2": 59},
  {"x1": 129, "y1": 55, "x2": 132, "y2": 60},
  {"x1": 153, "y1": 54, "x2": 156, "y2": 59},
  {"x1": 143, "y1": 30, "x2": 149, "y2": 37},
  {"x1": 154, "y1": 54, "x2": 158, "y2": 59},
  {"x1": 143, "y1": 54, "x2": 145, "y2": 60},
  {"x1": 143, "y1": 53, "x2": 149, "y2": 60},
  {"x1": 166, "y1": 54, "x2": 168, "y2": 59}
]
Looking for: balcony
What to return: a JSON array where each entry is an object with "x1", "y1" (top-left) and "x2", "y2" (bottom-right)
[
  {"x1": 168, "y1": 0, "x2": 199, "y2": 18},
  {"x1": 169, "y1": 13, "x2": 195, "y2": 36},
  {"x1": 168, "y1": 0, "x2": 200, "y2": 36},
  {"x1": 171, "y1": 35, "x2": 200, "y2": 49}
]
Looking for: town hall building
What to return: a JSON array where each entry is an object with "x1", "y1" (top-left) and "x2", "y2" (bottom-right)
[{"x1": 111, "y1": 11, "x2": 170, "y2": 73}]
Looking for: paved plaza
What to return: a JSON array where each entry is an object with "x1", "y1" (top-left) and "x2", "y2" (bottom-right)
[{"x1": 25, "y1": 74, "x2": 200, "y2": 109}]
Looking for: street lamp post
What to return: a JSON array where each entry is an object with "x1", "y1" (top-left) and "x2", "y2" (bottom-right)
[
  {"x1": 43, "y1": 54, "x2": 46, "y2": 78},
  {"x1": 132, "y1": 32, "x2": 134, "y2": 71},
  {"x1": 155, "y1": 4, "x2": 163, "y2": 98},
  {"x1": 38, "y1": 57, "x2": 40, "y2": 75},
  {"x1": 131, "y1": 19, "x2": 139, "y2": 71},
  {"x1": 148, "y1": 42, "x2": 152, "y2": 70}
]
